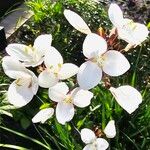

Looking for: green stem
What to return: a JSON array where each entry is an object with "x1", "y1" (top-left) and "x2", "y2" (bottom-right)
[
  {"x1": 102, "y1": 103, "x2": 106, "y2": 130},
  {"x1": 35, "y1": 95, "x2": 44, "y2": 104},
  {"x1": 131, "y1": 46, "x2": 143, "y2": 86},
  {"x1": 32, "y1": 124, "x2": 52, "y2": 150},
  {"x1": 39, "y1": 126, "x2": 62, "y2": 150}
]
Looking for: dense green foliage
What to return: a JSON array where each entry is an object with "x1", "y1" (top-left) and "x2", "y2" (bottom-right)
[{"x1": 0, "y1": 0, "x2": 150, "y2": 149}]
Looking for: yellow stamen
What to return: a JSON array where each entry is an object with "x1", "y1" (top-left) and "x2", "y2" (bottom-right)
[
  {"x1": 128, "y1": 20, "x2": 137, "y2": 30},
  {"x1": 63, "y1": 95, "x2": 72, "y2": 104},
  {"x1": 15, "y1": 78, "x2": 22, "y2": 86},
  {"x1": 15, "y1": 77, "x2": 32, "y2": 88}
]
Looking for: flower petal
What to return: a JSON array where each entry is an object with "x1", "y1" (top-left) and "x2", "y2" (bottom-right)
[
  {"x1": 83, "y1": 144, "x2": 93, "y2": 150},
  {"x1": 128, "y1": 23, "x2": 148, "y2": 45},
  {"x1": 32, "y1": 108, "x2": 54, "y2": 123},
  {"x1": 108, "y1": 3, "x2": 124, "y2": 28},
  {"x1": 2, "y1": 56, "x2": 29, "y2": 79},
  {"x1": 5, "y1": 43, "x2": 44, "y2": 67},
  {"x1": 117, "y1": 19, "x2": 136, "y2": 44},
  {"x1": 56, "y1": 102, "x2": 74, "y2": 125},
  {"x1": 77, "y1": 61, "x2": 102, "y2": 90},
  {"x1": 102, "y1": 50, "x2": 130, "y2": 76},
  {"x1": 48, "y1": 82, "x2": 69, "y2": 102},
  {"x1": 81, "y1": 128, "x2": 96, "y2": 144},
  {"x1": 64, "y1": 9, "x2": 91, "y2": 34},
  {"x1": 96, "y1": 138, "x2": 109, "y2": 150},
  {"x1": 23, "y1": 57, "x2": 44, "y2": 67},
  {"x1": 34, "y1": 34, "x2": 52, "y2": 56},
  {"x1": 59, "y1": 63, "x2": 79, "y2": 80},
  {"x1": 109, "y1": 86, "x2": 142, "y2": 114},
  {"x1": 44, "y1": 47, "x2": 63, "y2": 68},
  {"x1": 83, "y1": 33, "x2": 107, "y2": 59},
  {"x1": 72, "y1": 88, "x2": 93, "y2": 108},
  {"x1": 6, "y1": 44, "x2": 33, "y2": 61},
  {"x1": 104, "y1": 120, "x2": 116, "y2": 138},
  {"x1": 38, "y1": 70, "x2": 58, "y2": 88},
  {"x1": 7, "y1": 80, "x2": 34, "y2": 107},
  {"x1": 27, "y1": 69, "x2": 39, "y2": 95},
  {"x1": 118, "y1": 20, "x2": 149, "y2": 45}
]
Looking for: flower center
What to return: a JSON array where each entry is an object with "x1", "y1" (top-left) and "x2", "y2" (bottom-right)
[
  {"x1": 24, "y1": 45, "x2": 35, "y2": 54},
  {"x1": 92, "y1": 141, "x2": 98, "y2": 150},
  {"x1": 24, "y1": 45, "x2": 42, "y2": 63},
  {"x1": 63, "y1": 95, "x2": 72, "y2": 104},
  {"x1": 15, "y1": 77, "x2": 32, "y2": 88},
  {"x1": 123, "y1": 20, "x2": 137, "y2": 32},
  {"x1": 49, "y1": 63, "x2": 62, "y2": 77},
  {"x1": 93, "y1": 55, "x2": 106, "y2": 68}
]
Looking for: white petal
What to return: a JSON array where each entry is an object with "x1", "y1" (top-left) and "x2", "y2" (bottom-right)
[
  {"x1": 44, "y1": 47, "x2": 63, "y2": 68},
  {"x1": 77, "y1": 61, "x2": 102, "y2": 90},
  {"x1": 117, "y1": 19, "x2": 136, "y2": 44},
  {"x1": 7, "y1": 80, "x2": 34, "y2": 107},
  {"x1": 96, "y1": 138, "x2": 109, "y2": 150},
  {"x1": 81, "y1": 128, "x2": 96, "y2": 144},
  {"x1": 56, "y1": 102, "x2": 74, "y2": 125},
  {"x1": 32, "y1": 108, "x2": 54, "y2": 123},
  {"x1": 83, "y1": 144, "x2": 93, "y2": 150},
  {"x1": 108, "y1": 3, "x2": 124, "y2": 27},
  {"x1": 23, "y1": 57, "x2": 44, "y2": 67},
  {"x1": 5, "y1": 43, "x2": 44, "y2": 67},
  {"x1": 48, "y1": 82, "x2": 69, "y2": 102},
  {"x1": 64, "y1": 9, "x2": 91, "y2": 34},
  {"x1": 6, "y1": 44, "x2": 33, "y2": 61},
  {"x1": 72, "y1": 88, "x2": 93, "y2": 108},
  {"x1": 109, "y1": 86, "x2": 142, "y2": 114},
  {"x1": 104, "y1": 120, "x2": 116, "y2": 138},
  {"x1": 27, "y1": 69, "x2": 39, "y2": 95},
  {"x1": 118, "y1": 20, "x2": 149, "y2": 45},
  {"x1": 38, "y1": 70, "x2": 58, "y2": 88},
  {"x1": 2, "y1": 56, "x2": 30, "y2": 79},
  {"x1": 34, "y1": 34, "x2": 52, "y2": 56},
  {"x1": 59, "y1": 63, "x2": 79, "y2": 80},
  {"x1": 102, "y1": 50, "x2": 130, "y2": 76},
  {"x1": 83, "y1": 33, "x2": 107, "y2": 59},
  {"x1": 130, "y1": 23, "x2": 148, "y2": 45}
]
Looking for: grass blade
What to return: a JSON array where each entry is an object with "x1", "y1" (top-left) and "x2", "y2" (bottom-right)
[
  {"x1": 0, "y1": 126, "x2": 51, "y2": 150},
  {"x1": 0, "y1": 144, "x2": 29, "y2": 150}
]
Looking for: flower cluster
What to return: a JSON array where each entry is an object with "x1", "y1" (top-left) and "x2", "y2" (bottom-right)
[
  {"x1": 2, "y1": 3, "x2": 148, "y2": 150},
  {"x1": 81, "y1": 120, "x2": 116, "y2": 150}
]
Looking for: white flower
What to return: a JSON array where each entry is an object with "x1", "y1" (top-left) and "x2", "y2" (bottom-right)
[
  {"x1": 2, "y1": 56, "x2": 39, "y2": 107},
  {"x1": 48, "y1": 82, "x2": 93, "y2": 125},
  {"x1": 6, "y1": 34, "x2": 52, "y2": 67},
  {"x1": 64, "y1": 9, "x2": 91, "y2": 34},
  {"x1": 81, "y1": 128, "x2": 109, "y2": 150},
  {"x1": 77, "y1": 33, "x2": 130, "y2": 90},
  {"x1": 32, "y1": 108, "x2": 54, "y2": 123},
  {"x1": 109, "y1": 85, "x2": 142, "y2": 114},
  {"x1": 104, "y1": 120, "x2": 116, "y2": 138},
  {"x1": 108, "y1": 3, "x2": 149, "y2": 45},
  {"x1": 38, "y1": 47, "x2": 79, "y2": 88}
]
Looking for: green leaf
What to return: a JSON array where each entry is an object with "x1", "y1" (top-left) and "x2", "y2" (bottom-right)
[
  {"x1": 53, "y1": 2, "x2": 62, "y2": 14},
  {"x1": 147, "y1": 22, "x2": 150, "y2": 29},
  {"x1": 40, "y1": 103, "x2": 51, "y2": 109}
]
